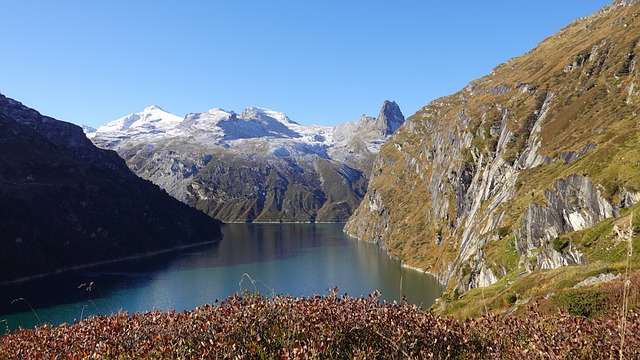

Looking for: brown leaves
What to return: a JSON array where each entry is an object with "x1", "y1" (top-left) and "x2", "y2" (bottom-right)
[{"x1": 0, "y1": 291, "x2": 639, "y2": 359}]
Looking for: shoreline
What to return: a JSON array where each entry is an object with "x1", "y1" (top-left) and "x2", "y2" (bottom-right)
[
  {"x1": 0, "y1": 238, "x2": 222, "y2": 287},
  {"x1": 343, "y1": 228, "x2": 447, "y2": 287},
  {"x1": 222, "y1": 221, "x2": 348, "y2": 224},
  {"x1": 1, "y1": 223, "x2": 345, "y2": 286}
]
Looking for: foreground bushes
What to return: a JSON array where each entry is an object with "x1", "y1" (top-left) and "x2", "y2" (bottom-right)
[{"x1": 1, "y1": 289, "x2": 639, "y2": 359}]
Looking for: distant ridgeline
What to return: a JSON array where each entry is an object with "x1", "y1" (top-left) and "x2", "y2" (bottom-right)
[
  {"x1": 345, "y1": 0, "x2": 640, "y2": 308},
  {"x1": 87, "y1": 101, "x2": 404, "y2": 223},
  {"x1": 0, "y1": 94, "x2": 222, "y2": 283}
]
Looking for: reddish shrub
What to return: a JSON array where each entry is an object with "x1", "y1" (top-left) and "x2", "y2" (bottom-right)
[{"x1": 0, "y1": 289, "x2": 638, "y2": 359}]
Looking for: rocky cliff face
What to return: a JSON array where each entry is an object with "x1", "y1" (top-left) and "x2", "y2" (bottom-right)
[
  {"x1": 0, "y1": 94, "x2": 222, "y2": 283},
  {"x1": 88, "y1": 101, "x2": 404, "y2": 222},
  {"x1": 329, "y1": 101, "x2": 405, "y2": 178},
  {"x1": 345, "y1": 0, "x2": 640, "y2": 291}
]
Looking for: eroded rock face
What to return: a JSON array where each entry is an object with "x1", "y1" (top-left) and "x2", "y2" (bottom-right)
[
  {"x1": 517, "y1": 175, "x2": 615, "y2": 269},
  {"x1": 345, "y1": 1, "x2": 640, "y2": 291},
  {"x1": 345, "y1": 91, "x2": 557, "y2": 288}
]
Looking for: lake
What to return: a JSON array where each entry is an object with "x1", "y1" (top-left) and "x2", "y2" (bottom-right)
[{"x1": 0, "y1": 223, "x2": 443, "y2": 331}]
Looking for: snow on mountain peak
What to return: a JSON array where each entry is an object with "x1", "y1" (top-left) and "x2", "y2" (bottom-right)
[
  {"x1": 95, "y1": 106, "x2": 183, "y2": 134},
  {"x1": 205, "y1": 108, "x2": 235, "y2": 117},
  {"x1": 241, "y1": 107, "x2": 297, "y2": 125},
  {"x1": 143, "y1": 105, "x2": 164, "y2": 112},
  {"x1": 181, "y1": 108, "x2": 235, "y2": 133},
  {"x1": 89, "y1": 101, "x2": 404, "y2": 159}
]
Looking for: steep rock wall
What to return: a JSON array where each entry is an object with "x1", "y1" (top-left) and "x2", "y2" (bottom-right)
[{"x1": 346, "y1": 0, "x2": 640, "y2": 291}]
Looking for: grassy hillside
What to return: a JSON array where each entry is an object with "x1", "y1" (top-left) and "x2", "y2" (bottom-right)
[{"x1": 346, "y1": 0, "x2": 640, "y2": 311}]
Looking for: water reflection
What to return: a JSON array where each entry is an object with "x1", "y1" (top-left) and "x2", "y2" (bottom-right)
[{"x1": 0, "y1": 224, "x2": 442, "y2": 331}]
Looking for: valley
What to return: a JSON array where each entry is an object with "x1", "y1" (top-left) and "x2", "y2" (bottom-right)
[{"x1": 2, "y1": 0, "x2": 640, "y2": 357}]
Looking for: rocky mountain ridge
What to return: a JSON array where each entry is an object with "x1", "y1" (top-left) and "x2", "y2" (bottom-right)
[
  {"x1": 345, "y1": 0, "x2": 640, "y2": 295},
  {"x1": 0, "y1": 93, "x2": 222, "y2": 283},
  {"x1": 88, "y1": 101, "x2": 404, "y2": 222}
]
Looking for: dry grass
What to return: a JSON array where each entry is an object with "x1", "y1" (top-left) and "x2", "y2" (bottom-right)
[{"x1": 1, "y1": 289, "x2": 639, "y2": 359}]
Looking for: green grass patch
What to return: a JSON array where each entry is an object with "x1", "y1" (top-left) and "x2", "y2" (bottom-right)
[
  {"x1": 553, "y1": 288, "x2": 607, "y2": 317},
  {"x1": 438, "y1": 262, "x2": 637, "y2": 319},
  {"x1": 483, "y1": 235, "x2": 519, "y2": 274}
]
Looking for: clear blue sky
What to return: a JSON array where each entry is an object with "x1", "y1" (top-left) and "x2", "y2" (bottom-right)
[{"x1": 0, "y1": 1, "x2": 612, "y2": 128}]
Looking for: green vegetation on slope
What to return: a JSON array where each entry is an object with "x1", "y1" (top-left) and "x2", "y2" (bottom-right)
[
  {"x1": 346, "y1": 1, "x2": 640, "y2": 306},
  {"x1": 183, "y1": 153, "x2": 368, "y2": 223}
]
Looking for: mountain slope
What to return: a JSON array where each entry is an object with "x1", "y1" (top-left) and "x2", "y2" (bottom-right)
[
  {"x1": 345, "y1": 0, "x2": 640, "y2": 298},
  {"x1": 0, "y1": 94, "x2": 222, "y2": 283},
  {"x1": 88, "y1": 101, "x2": 404, "y2": 222}
]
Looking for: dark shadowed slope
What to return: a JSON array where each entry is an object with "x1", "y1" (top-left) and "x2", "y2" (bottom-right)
[{"x1": 0, "y1": 94, "x2": 221, "y2": 283}]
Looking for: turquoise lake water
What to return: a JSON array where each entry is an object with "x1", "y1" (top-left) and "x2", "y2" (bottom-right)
[{"x1": 0, "y1": 223, "x2": 442, "y2": 331}]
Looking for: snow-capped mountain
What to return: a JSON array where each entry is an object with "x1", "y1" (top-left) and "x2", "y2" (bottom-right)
[
  {"x1": 87, "y1": 101, "x2": 404, "y2": 222},
  {"x1": 91, "y1": 105, "x2": 330, "y2": 153},
  {"x1": 87, "y1": 105, "x2": 184, "y2": 144}
]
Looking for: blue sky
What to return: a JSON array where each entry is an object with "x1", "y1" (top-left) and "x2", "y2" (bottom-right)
[{"x1": 1, "y1": 1, "x2": 612, "y2": 128}]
